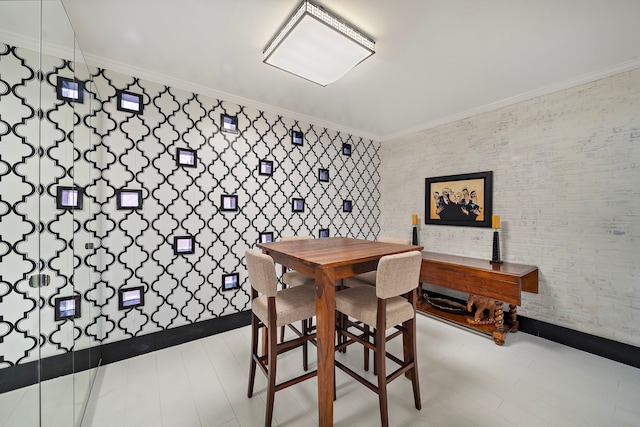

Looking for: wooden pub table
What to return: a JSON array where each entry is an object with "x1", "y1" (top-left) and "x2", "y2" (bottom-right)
[{"x1": 257, "y1": 237, "x2": 423, "y2": 427}]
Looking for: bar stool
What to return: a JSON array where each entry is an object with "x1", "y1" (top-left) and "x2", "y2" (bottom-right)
[
  {"x1": 335, "y1": 251, "x2": 422, "y2": 427},
  {"x1": 246, "y1": 249, "x2": 317, "y2": 427},
  {"x1": 340, "y1": 237, "x2": 412, "y2": 370}
]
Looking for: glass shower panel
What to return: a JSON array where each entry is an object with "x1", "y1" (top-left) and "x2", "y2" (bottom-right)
[
  {"x1": 39, "y1": 1, "x2": 80, "y2": 426},
  {"x1": 0, "y1": 1, "x2": 46, "y2": 426},
  {"x1": 0, "y1": 1, "x2": 101, "y2": 426},
  {"x1": 69, "y1": 35, "x2": 102, "y2": 427}
]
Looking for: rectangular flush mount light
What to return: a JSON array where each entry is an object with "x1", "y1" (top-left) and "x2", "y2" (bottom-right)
[{"x1": 263, "y1": 0, "x2": 375, "y2": 86}]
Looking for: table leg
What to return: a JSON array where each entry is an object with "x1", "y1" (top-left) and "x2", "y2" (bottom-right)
[
  {"x1": 492, "y1": 301, "x2": 505, "y2": 346},
  {"x1": 316, "y1": 267, "x2": 336, "y2": 427},
  {"x1": 509, "y1": 304, "x2": 519, "y2": 332}
]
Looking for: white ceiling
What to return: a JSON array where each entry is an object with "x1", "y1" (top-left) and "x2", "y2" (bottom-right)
[{"x1": 7, "y1": 1, "x2": 640, "y2": 140}]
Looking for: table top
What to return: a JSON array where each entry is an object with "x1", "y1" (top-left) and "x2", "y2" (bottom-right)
[
  {"x1": 421, "y1": 251, "x2": 538, "y2": 277},
  {"x1": 257, "y1": 237, "x2": 423, "y2": 268}
]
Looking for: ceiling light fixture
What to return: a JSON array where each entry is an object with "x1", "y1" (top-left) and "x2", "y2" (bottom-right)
[{"x1": 263, "y1": 0, "x2": 375, "y2": 86}]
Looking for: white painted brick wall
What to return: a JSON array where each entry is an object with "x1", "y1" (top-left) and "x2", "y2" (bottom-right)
[{"x1": 380, "y1": 68, "x2": 640, "y2": 347}]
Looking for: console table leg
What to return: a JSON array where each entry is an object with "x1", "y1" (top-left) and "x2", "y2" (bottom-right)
[
  {"x1": 492, "y1": 301, "x2": 505, "y2": 346},
  {"x1": 509, "y1": 304, "x2": 519, "y2": 332}
]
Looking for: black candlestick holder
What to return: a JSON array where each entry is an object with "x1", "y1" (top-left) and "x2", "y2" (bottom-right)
[
  {"x1": 412, "y1": 226, "x2": 418, "y2": 245},
  {"x1": 491, "y1": 230, "x2": 502, "y2": 264}
]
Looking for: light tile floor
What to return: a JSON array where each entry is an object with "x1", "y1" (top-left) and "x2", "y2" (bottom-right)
[{"x1": 3, "y1": 314, "x2": 639, "y2": 426}]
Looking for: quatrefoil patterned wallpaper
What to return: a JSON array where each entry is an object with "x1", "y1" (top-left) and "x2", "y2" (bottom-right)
[{"x1": 0, "y1": 41, "x2": 381, "y2": 368}]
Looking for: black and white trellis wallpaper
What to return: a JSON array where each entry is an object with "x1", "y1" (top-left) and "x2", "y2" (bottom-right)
[{"x1": 0, "y1": 41, "x2": 381, "y2": 370}]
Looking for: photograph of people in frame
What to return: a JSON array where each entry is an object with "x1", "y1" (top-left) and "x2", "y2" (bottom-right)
[{"x1": 425, "y1": 171, "x2": 492, "y2": 227}]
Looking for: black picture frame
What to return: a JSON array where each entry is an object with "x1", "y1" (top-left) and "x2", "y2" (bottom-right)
[
  {"x1": 259, "y1": 159, "x2": 274, "y2": 176},
  {"x1": 291, "y1": 130, "x2": 304, "y2": 146},
  {"x1": 56, "y1": 76, "x2": 84, "y2": 103},
  {"x1": 221, "y1": 114, "x2": 238, "y2": 133},
  {"x1": 292, "y1": 198, "x2": 305, "y2": 213},
  {"x1": 221, "y1": 195, "x2": 238, "y2": 212},
  {"x1": 56, "y1": 186, "x2": 84, "y2": 210},
  {"x1": 118, "y1": 286, "x2": 145, "y2": 310},
  {"x1": 318, "y1": 228, "x2": 330, "y2": 239},
  {"x1": 54, "y1": 295, "x2": 81, "y2": 321},
  {"x1": 342, "y1": 143, "x2": 352, "y2": 156},
  {"x1": 174, "y1": 236, "x2": 195, "y2": 255},
  {"x1": 259, "y1": 232, "x2": 274, "y2": 244},
  {"x1": 425, "y1": 171, "x2": 493, "y2": 228},
  {"x1": 116, "y1": 189, "x2": 143, "y2": 210},
  {"x1": 318, "y1": 168, "x2": 329, "y2": 182},
  {"x1": 176, "y1": 147, "x2": 197, "y2": 167},
  {"x1": 222, "y1": 273, "x2": 240, "y2": 291},
  {"x1": 116, "y1": 90, "x2": 143, "y2": 114},
  {"x1": 343, "y1": 200, "x2": 352, "y2": 212}
]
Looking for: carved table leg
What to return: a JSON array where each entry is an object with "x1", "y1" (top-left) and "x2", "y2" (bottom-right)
[
  {"x1": 492, "y1": 301, "x2": 505, "y2": 346},
  {"x1": 509, "y1": 304, "x2": 519, "y2": 332}
]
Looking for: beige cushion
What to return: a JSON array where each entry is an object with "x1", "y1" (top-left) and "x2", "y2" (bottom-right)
[
  {"x1": 246, "y1": 249, "x2": 279, "y2": 296},
  {"x1": 342, "y1": 237, "x2": 413, "y2": 288},
  {"x1": 252, "y1": 285, "x2": 316, "y2": 327},
  {"x1": 342, "y1": 271, "x2": 377, "y2": 288},
  {"x1": 378, "y1": 236, "x2": 411, "y2": 245},
  {"x1": 282, "y1": 270, "x2": 315, "y2": 287},
  {"x1": 280, "y1": 235, "x2": 312, "y2": 241},
  {"x1": 336, "y1": 286, "x2": 414, "y2": 330},
  {"x1": 375, "y1": 251, "x2": 422, "y2": 299}
]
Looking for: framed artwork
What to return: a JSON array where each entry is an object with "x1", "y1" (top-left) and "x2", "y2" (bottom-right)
[
  {"x1": 259, "y1": 159, "x2": 274, "y2": 176},
  {"x1": 221, "y1": 114, "x2": 238, "y2": 133},
  {"x1": 342, "y1": 143, "x2": 352, "y2": 156},
  {"x1": 174, "y1": 236, "x2": 195, "y2": 255},
  {"x1": 343, "y1": 200, "x2": 352, "y2": 212},
  {"x1": 116, "y1": 90, "x2": 143, "y2": 114},
  {"x1": 176, "y1": 148, "x2": 197, "y2": 167},
  {"x1": 291, "y1": 130, "x2": 304, "y2": 146},
  {"x1": 222, "y1": 273, "x2": 240, "y2": 291},
  {"x1": 116, "y1": 189, "x2": 143, "y2": 210},
  {"x1": 259, "y1": 232, "x2": 274, "y2": 243},
  {"x1": 56, "y1": 186, "x2": 84, "y2": 210},
  {"x1": 318, "y1": 228, "x2": 330, "y2": 238},
  {"x1": 318, "y1": 168, "x2": 329, "y2": 182},
  {"x1": 56, "y1": 77, "x2": 84, "y2": 103},
  {"x1": 292, "y1": 198, "x2": 305, "y2": 212},
  {"x1": 221, "y1": 195, "x2": 238, "y2": 212},
  {"x1": 118, "y1": 286, "x2": 144, "y2": 310},
  {"x1": 425, "y1": 171, "x2": 493, "y2": 227},
  {"x1": 54, "y1": 295, "x2": 81, "y2": 321}
]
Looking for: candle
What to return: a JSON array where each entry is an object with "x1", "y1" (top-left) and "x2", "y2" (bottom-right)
[
  {"x1": 412, "y1": 214, "x2": 418, "y2": 225},
  {"x1": 492, "y1": 215, "x2": 500, "y2": 229}
]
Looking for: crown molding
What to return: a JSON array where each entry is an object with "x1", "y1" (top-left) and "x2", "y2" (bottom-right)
[{"x1": 380, "y1": 59, "x2": 640, "y2": 142}]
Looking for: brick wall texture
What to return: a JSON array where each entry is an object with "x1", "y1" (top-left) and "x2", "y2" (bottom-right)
[{"x1": 380, "y1": 68, "x2": 640, "y2": 347}]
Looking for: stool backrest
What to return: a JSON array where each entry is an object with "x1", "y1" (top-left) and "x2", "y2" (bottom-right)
[
  {"x1": 378, "y1": 236, "x2": 411, "y2": 245},
  {"x1": 376, "y1": 251, "x2": 422, "y2": 299},
  {"x1": 246, "y1": 249, "x2": 279, "y2": 297},
  {"x1": 280, "y1": 235, "x2": 312, "y2": 241}
]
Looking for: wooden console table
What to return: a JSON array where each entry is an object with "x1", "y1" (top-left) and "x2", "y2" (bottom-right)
[{"x1": 418, "y1": 251, "x2": 538, "y2": 345}]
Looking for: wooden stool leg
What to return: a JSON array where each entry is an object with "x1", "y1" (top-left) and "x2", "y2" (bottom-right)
[
  {"x1": 265, "y1": 325, "x2": 277, "y2": 427},
  {"x1": 375, "y1": 325, "x2": 389, "y2": 427},
  {"x1": 302, "y1": 319, "x2": 308, "y2": 371},
  {"x1": 364, "y1": 324, "x2": 370, "y2": 372},
  {"x1": 407, "y1": 317, "x2": 421, "y2": 410},
  {"x1": 248, "y1": 315, "x2": 259, "y2": 397}
]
